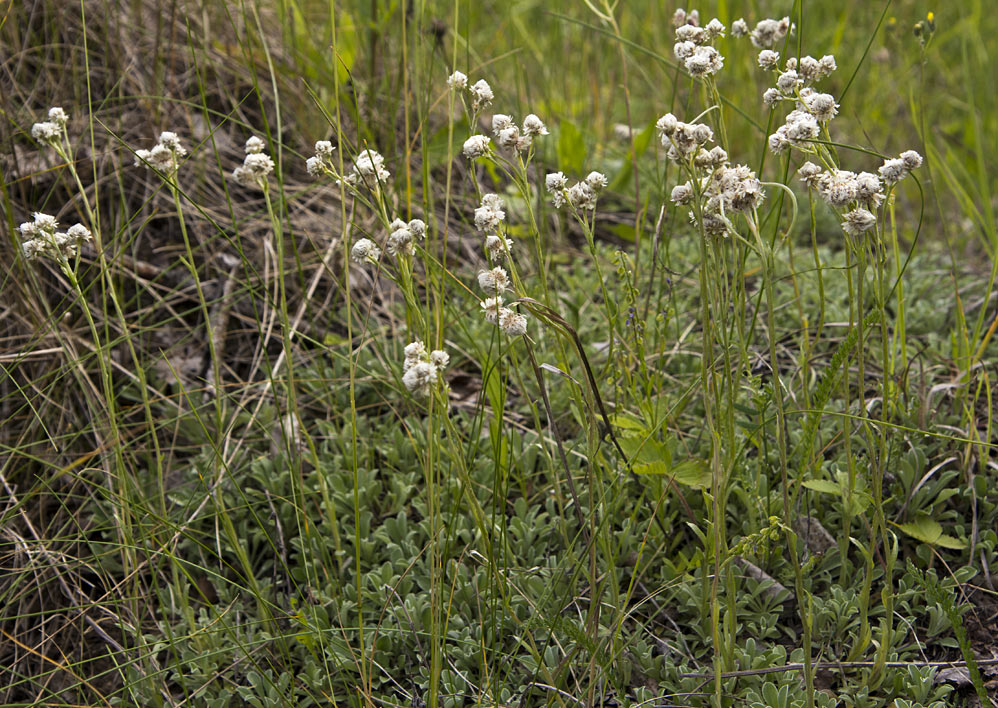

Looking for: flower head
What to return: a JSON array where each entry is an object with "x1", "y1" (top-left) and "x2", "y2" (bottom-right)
[
  {"x1": 522, "y1": 114, "x2": 549, "y2": 137},
  {"x1": 351, "y1": 238, "x2": 382, "y2": 265},
  {"x1": 480, "y1": 296, "x2": 504, "y2": 324},
  {"x1": 842, "y1": 208, "x2": 877, "y2": 236},
  {"x1": 463, "y1": 134, "x2": 491, "y2": 159},
  {"x1": 498, "y1": 308, "x2": 528, "y2": 337},
  {"x1": 19, "y1": 212, "x2": 91, "y2": 261},
  {"x1": 477, "y1": 266, "x2": 509, "y2": 295},
  {"x1": 447, "y1": 70, "x2": 468, "y2": 90},
  {"x1": 750, "y1": 17, "x2": 792, "y2": 48},
  {"x1": 470, "y1": 79, "x2": 494, "y2": 110},
  {"x1": 47, "y1": 107, "x2": 68, "y2": 127},
  {"x1": 135, "y1": 131, "x2": 186, "y2": 175},
  {"x1": 233, "y1": 151, "x2": 275, "y2": 189},
  {"x1": 475, "y1": 194, "x2": 506, "y2": 232}
]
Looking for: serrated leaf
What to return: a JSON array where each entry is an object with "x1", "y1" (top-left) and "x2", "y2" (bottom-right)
[
  {"x1": 895, "y1": 515, "x2": 943, "y2": 545},
  {"x1": 935, "y1": 534, "x2": 968, "y2": 550}
]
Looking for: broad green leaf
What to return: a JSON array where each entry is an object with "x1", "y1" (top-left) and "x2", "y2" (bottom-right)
[
  {"x1": 802, "y1": 479, "x2": 841, "y2": 495},
  {"x1": 895, "y1": 515, "x2": 943, "y2": 545},
  {"x1": 935, "y1": 534, "x2": 968, "y2": 550}
]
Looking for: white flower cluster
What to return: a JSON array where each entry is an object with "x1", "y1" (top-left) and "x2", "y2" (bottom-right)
[
  {"x1": 490, "y1": 113, "x2": 548, "y2": 153},
  {"x1": 19, "y1": 212, "x2": 92, "y2": 261},
  {"x1": 401, "y1": 340, "x2": 449, "y2": 398},
  {"x1": 660, "y1": 113, "x2": 765, "y2": 236},
  {"x1": 135, "y1": 131, "x2": 187, "y2": 176},
  {"x1": 475, "y1": 193, "x2": 506, "y2": 233},
  {"x1": 232, "y1": 135, "x2": 275, "y2": 189},
  {"x1": 31, "y1": 107, "x2": 68, "y2": 146},
  {"x1": 447, "y1": 71, "x2": 494, "y2": 111},
  {"x1": 340, "y1": 147, "x2": 391, "y2": 188},
  {"x1": 545, "y1": 171, "x2": 608, "y2": 211},
  {"x1": 763, "y1": 56, "x2": 838, "y2": 153},
  {"x1": 797, "y1": 150, "x2": 922, "y2": 236},
  {"x1": 305, "y1": 140, "x2": 336, "y2": 178},
  {"x1": 747, "y1": 17, "x2": 793, "y2": 48},
  {"x1": 468, "y1": 201, "x2": 527, "y2": 337},
  {"x1": 386, "y1": 217, "x2": 427, "y2": 257},
  {"x1": 672, "y1": 11, "x2": 726, "y2": 78},
  {"x1": 656, "y1": 113, "x2": 715, "y2": 162}
]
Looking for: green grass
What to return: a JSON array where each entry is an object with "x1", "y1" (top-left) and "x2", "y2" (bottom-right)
[{"x1": 1, "y1": 1, "x2": 997, "y2": 707}]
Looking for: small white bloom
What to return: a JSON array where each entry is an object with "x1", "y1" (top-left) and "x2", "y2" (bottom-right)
[
  {"x1": 498, "y1": 308, "x2": 528, "y2": 337},
  {"x1": 758, "y1": 50, "x2": 780, "y2": 70},
  {"x1": 763, "y1": 88, "x2": 782, "y2": 108},
  {"x1": 878, "y1": 158, "x2": 906, "y2": 186},
  {"x1": 477, "y1": 266, "x2": 509, "y2": 295},
  {"x1": 496, "y1": 125, "x2": 521, "y2": 150},
  {"x1": 842, "y1": 208, "x2": 877, "y2": 236},
  {"x1": 470, "y1": 79, "x2": 494, "y2": 110},
  {"x1": 818, "y1": 55, "x2": 837, "y2": 77},
  {"x1": 403, "y1": 340, "x2": 427, "y2": 370},
  {"x1": 900, "y1": 150, "x2": 923, "y2": 170},
  {"x1": 245, "y1": 136, "x2": 266, "y2": 154},
  {"x1": 802, "y1": 92, "x2": 838, "y2": 122},
  {"x1": 447, "y1": 70, "x2": 468, "y2": 90},
  {"x1": 31, "y1": 121, "x2": 61, "y2": 142},
  {"x1": 402, "y1": 360, "x2": 437, "y2": 397},
  {"x1": 705, "y1": 18, "x2": 725, "y2": 38},
  {"x1": 685, "y1": 46, "x2": 723, "y2": 77},
  {"x1": 671, "y1": 183, "x2": 694, "y2": 204},
  {"x1": 546, "y1": 171, "x2": 568, "y2": 192},
  {"x1": 585, "y1": 171, "x2": 608, "y2": 191},
  {"x1": 492, "y1": 114, "x2": 514, "y2": 133},
  {"x1": 386, "y1": 223, "x2": 414, "y2": 256},
  {"x1": 315, "y1": 140, "x2": 335, "y2": 158},
  {"x1": 66, "y1": 223, "x2": 92, "y2": 243},
  {"x1": 566, "y1": 182, "x2": 597, "y2": 210},
  {"x1": 674, "y1": 41, "x2": 696, "y2": 60},
  {"x1": 613, "y1": 123, "x2": 634, "y2": 141},
  {"x1": 797, "y1": 161, "x2": 823, "y2": 189},
  {"x1": 855, "y1": 172, "x2": 885, "y2": 208},
  {"x1": 777, "y1": 69, "x2": 801, "y2": 94},
  {"x1": 656, "y1": 113, "x2": 678, "y2": 137},
  {"x1": 484, "y1": 233, "x2": 513, "y2": 258},
  {"x1": 675, "y1": 24, "x2": 707, "y2": 44},
  {"x1": 233, "y1": 152, "x2": 275, "y2": 188},
  {"x1": 750, "y1": 17, "x2": 791, "y2": 48},
  {"x1": 522, "y1": 114, "x2": 548, "y2": 136},
  {"x1": 351, "y1": 238, "x2": 381, "y2": 265},
  {"x1": 47, "y1": 107, "x2": 68, "y2": 127},
  {"x1": 429, "y1": 350, "x2": 449, "y2": 369},
  {"x1": 731, "y1": 18, "x2": 748, "y2": 37},
  {"x1": 481, "y1": 296, "x2": 504, "y2": 324},
  {"x1": 306, "y1": 156, "x2": 324, "y2": 177},
  {"x1": 408, "y1": 219, "x2": 426, "y2": 239},
  {"x1": 818, "y1": 169, "x2": 859, "y2": 207},
  {"x1": 475, "y1": 194, "x2": 505, "y2": 232},
  {"x1": 693, "y1": 123, "x2": 714, "y2": 144},
  {"x1": 158, "y1": 132, "x2": 186, "y2": 156},
  {"x1": 463, "y1": 134, "x2": 491, "y2": 159}
]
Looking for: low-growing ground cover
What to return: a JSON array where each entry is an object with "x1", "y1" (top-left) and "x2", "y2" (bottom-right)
[{"x1": 2, "y1": 1, "x2": 997, "y2": 706}]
